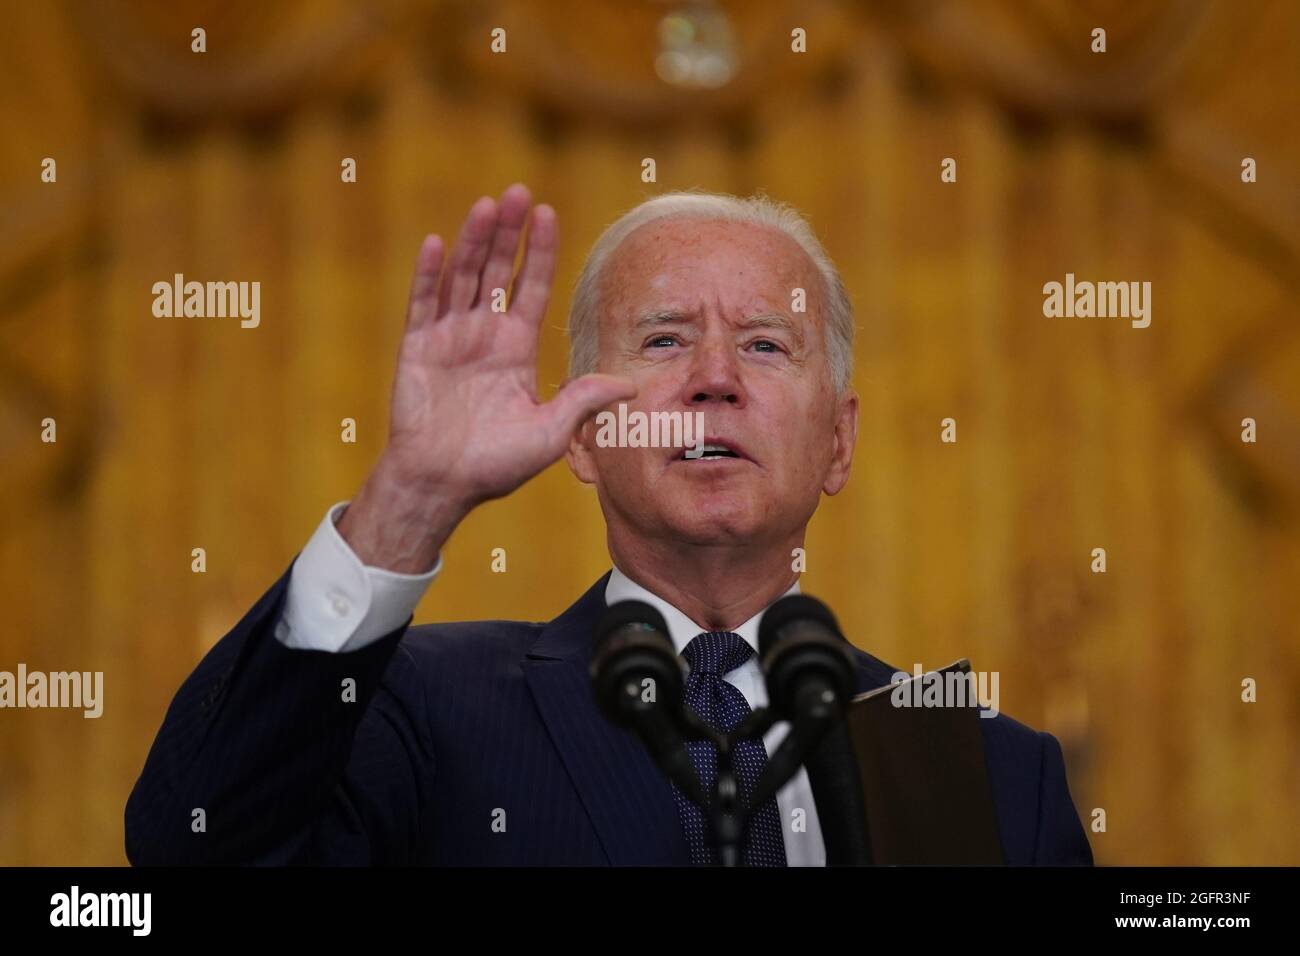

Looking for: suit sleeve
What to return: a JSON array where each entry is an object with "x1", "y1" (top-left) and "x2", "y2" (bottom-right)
[
  {"x1": 1032, "y1": 731, "x2": 1094, "y2": 865},
  {"x1": 124, "y1": 559, "x2": 435, "y2": 865}
]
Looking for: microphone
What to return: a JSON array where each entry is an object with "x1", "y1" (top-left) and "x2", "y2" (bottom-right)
[
  {"x1": 758, "y1": 595, "x2": 857, "y2": 718},
  {"x1": 590, "y1": 600, "x2": 706, "y2": 807},
  {"x1": 755, "y1": 595, "x2": 872, "y2": 865}
]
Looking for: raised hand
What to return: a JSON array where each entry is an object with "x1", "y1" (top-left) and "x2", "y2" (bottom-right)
[{"x1": 337, "y1": 184, "x2": 636, "y2": 572}]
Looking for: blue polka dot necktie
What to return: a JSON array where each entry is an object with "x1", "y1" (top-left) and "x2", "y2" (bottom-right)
[{"x1": 671, "y1": 631, "x2": 788, "y2": 866}]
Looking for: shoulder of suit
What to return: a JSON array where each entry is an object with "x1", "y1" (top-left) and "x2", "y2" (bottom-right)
[
  {"x1": 977, "y1": 709, "x2": 1054, "y2": 776},
  {"x1": 395, "y1": 619, "x2": 547, "y2": 664}
]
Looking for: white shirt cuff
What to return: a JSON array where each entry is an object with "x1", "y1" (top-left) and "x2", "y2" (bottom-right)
[{"x1": 274, "y1": 501, "x2": 442, "y2": 653}]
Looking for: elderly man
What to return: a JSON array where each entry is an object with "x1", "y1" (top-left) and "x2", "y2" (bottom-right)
[{"x1": 126, "y1": 184, "x2": 1092, "y2": 866}]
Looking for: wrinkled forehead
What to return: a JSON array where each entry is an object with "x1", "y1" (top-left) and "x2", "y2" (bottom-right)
[{"x1": 596, "y1": 217, "x2": 823, "y2": 325}]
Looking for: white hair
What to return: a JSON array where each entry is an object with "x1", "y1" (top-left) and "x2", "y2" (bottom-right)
[{"x1": 566, "y1": 189, "x2": 854, "y2": 393}]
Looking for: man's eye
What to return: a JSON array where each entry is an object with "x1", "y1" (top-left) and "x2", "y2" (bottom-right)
[
  {"x1": 647, "y1": 335, "x2": 678, "y2": 348},
  {"x1": 750, "y1": 339, "x2": 783, "y2": 353}
]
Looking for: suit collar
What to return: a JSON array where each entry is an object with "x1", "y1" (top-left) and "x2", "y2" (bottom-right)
[
  {"x1": 524, "y1": 572, "x2": 611, "y2": 662},
  {"x1": 604, "y1": 565, "x2": 801, "y2": 657}
]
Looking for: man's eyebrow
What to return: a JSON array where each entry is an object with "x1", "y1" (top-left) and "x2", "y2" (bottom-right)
[
  {"x1": 736, "y1": 312, "x2": 800, "y2": 333},
  {"x1": 632, "y1": 309, "x2": 692, "y2": 330},
  {"x1": 631, "y1": 310, "x2": 802, "y2": 334}
]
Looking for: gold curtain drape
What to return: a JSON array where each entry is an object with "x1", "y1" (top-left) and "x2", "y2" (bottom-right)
[{"x1": 1, "y1": 0, "x2": 1296, "y2": 864}]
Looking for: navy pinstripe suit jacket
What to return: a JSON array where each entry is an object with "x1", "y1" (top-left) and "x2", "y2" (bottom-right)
[{"x1": 125, "y1": 564, "x2": 1094, "y2": 866}]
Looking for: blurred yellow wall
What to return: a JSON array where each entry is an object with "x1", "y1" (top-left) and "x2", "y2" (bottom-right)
[{"x1": 1, "y1": 0, "x2": 1297, "y2": 865}]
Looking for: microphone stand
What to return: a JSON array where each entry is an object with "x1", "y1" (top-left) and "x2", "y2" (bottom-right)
[
  {"x1": 677, "y1": 697, "x2": 852, "y2": 866},
  {"x1": 676, "y1": 704, "x2": 785, "y2": 867}
]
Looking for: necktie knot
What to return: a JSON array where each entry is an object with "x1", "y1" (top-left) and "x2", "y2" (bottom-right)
[{"x1": 682, "y1": 631, "x2": 753, "y2": 677}]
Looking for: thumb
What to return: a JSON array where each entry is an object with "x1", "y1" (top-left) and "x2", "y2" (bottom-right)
[{"x1": 544, "y1": 373, "x2": 638, "y2": 445}]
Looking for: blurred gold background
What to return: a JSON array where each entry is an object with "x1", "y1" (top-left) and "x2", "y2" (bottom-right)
[{"x1": 2, "y1": 0, "x2": 1297, "y2": 865}]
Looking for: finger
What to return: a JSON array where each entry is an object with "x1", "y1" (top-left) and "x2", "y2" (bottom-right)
[
  {"x1": 543, "y1": 373, "x2": 638, "y2": 450},
  {"x1": 404, "y1": 234, "x2": 445, "y2": 334},
  {"x1": 476, "y1": 183, "x2": 532, "y2": 311},
  {"x1": 437, "y1": 195, "x2": 498, "y2": 319},
  {"x1": 509, "y1": 203, "x2": 558, "y2": 326}
]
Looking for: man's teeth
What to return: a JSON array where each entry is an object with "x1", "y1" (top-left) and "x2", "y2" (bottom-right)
[{"x1": 686, "y1": 445, "x2": 738, "y2": 459}]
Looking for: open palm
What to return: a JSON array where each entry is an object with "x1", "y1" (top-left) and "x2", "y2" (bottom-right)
[{"x1": 387, "y1": 184, "x2": 635, "y2": 508}]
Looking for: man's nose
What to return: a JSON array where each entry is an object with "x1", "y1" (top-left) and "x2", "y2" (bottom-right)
[{"x1": 681, "y1": 337, "x2": 745, "y2": 406}]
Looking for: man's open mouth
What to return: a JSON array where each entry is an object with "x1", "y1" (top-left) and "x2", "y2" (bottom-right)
[{"x1": 678, "y1": 440, "x2": 748, "y2": 461}]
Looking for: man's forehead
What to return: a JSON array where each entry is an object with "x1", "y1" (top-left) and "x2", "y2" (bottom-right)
[
  {"x1": 612, "y1": 216, "x2": 809, "y2": 265},
  {"x1": 600, "y1": 217, "x2": 820, "y2": 306}
]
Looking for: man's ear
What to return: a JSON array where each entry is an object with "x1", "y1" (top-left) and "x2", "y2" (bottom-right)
[
  {"x1": 566, "y1": 416, "x2": 598, "y2": 485},
  {"x1": 822, "y1": 388, "x2": 859, "y2": 496}
]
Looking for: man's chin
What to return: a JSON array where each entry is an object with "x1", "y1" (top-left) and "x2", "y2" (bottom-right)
[{"x1": 656, "y1": 502, "x2": 765, "y2": 546}]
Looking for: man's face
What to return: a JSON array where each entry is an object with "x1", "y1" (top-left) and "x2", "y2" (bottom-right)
[{"x1": 567, "y1": 217, "x2": 858, "y2": 549}]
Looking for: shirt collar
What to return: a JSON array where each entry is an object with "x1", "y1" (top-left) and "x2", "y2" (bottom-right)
[{"x1": 605, "y1": 565, "x2": 801, "y2": 657}]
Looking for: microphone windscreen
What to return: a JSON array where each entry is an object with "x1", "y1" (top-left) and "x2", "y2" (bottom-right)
[
  {"x1": 758, "y1": 594, "x2": 842, "y2": 656},
  {"x1": 595, "y1": 599, "x2": 670, "y2": 645}
]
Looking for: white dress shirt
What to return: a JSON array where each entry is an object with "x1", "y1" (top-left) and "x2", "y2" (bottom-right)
[{"x1": 274, "y1": 501, "x2": 826, "y2": 866}]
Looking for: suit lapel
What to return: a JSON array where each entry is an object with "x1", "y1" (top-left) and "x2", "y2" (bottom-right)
[{"x1": 521, "y1": 575, "x2": 690, "y2": 865}]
